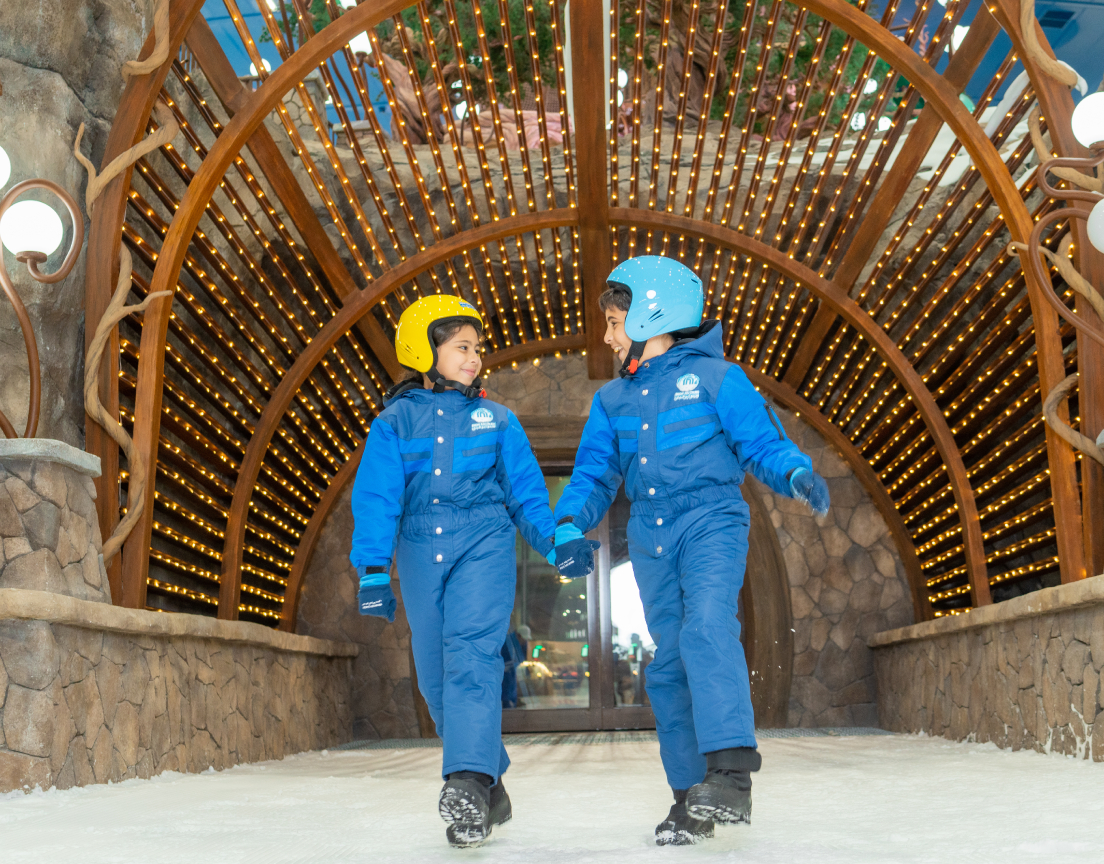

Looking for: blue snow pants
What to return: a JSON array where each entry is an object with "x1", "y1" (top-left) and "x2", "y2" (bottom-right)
[
  {"x1": 396, "y1": 503, "x2": 515, "y2": 781},
  {"x1": 627, "y1": 487, "x2": 756, "y2": 790}
]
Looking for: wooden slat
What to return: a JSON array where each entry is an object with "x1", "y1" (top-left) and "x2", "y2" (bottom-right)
[
  {"x1": 782, "y1": 6, "x2": 1002, "y2": 391},
  {"x1": 186, "y1": 14, "x2": 403, "y2": 382}
]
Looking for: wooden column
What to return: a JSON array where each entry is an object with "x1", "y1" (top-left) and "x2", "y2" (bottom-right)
[
  {"x1": 991, "y1": 0, "x2": 1093, "y2": 584},
  {"x1": 570, "y1": 0, "x2": 614, "y2": 380}
]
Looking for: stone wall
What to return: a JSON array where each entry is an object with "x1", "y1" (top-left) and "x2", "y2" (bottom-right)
[
  {"x1": 0, "y1": 443, "x2": 109, "y2": 603},
  {"x1": 296, "y1": 481, "x2": 421, "y2": 741},
  {"x1": 764, "y1": 406, "x2": 913, "y2": 728},
  {"x1": 871, "y1": 577, "x2": 1104, "y2": 760},
  {"x1": 0, "y1": 588, "x2": 356, "y2": 793},
  {"x1": 0, "y1": 0, "x2": 155, "y2": 446}
]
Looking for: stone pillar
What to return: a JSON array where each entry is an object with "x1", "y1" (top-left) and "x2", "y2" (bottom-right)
[{"x1": 0, "y1": 440, "x2": 108, "y2": 603}]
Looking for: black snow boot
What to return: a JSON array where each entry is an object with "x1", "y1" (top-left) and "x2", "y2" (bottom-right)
[
  {"x1": 655, "y1": 788, "x2": 714, "y2": 846},
  {"x1": 489, "y1": 778, "x2": 512, "y2": 827},
  {"x1": 439, "y1": 771, "x2": 493, "y2": 848},
  {"x1": 685, "y1": 747, "x2": 762, "y2": 825}
]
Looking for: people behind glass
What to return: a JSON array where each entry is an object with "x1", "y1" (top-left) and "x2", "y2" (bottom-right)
[
  {"x1": 501, "y1": 624, "x2": 531, "y2": 709},
  {"x1": 613, "y1": 630, "x2": 653, "y2": 707}
]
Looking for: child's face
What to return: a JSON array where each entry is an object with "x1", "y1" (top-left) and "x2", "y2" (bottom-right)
[
  {"x1": 603, "y1": 305, "x2": 632, "y2": 363},
  {"x1": 434, "y1": 323, "x2": 482, "y2": 386}
]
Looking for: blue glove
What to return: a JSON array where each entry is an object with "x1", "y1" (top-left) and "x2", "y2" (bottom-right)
[
  {"x1": 788, "y1": 468, "x2": 830, "y2": 517},
  {"x1": 552, "y1": 522, "x2": 601, "y2": 580},
  {"x1": 357, "y1": 566, "x2": 396, "y2": 622}
]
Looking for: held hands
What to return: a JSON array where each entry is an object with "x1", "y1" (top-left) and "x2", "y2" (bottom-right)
[
  {"x1": 788, "y1": 468, "x2": 830, "y2": 517},
  {"x1": 357, "y1": 566, "x2": 396, "y2": 622},
  {"x1": 548, "y1": 522, "x2": 601, "y2": 580}
]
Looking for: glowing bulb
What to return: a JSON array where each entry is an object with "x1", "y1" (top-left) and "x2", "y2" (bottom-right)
[
  {"x1": 1071, "y1": 93, "x2": 1104, "y2": 148},
  {"x1": 0, "y1": 200, "x2": 65, "y2": 255},
  {"x1": 1088, "y1": 198, "x2": 1104, "y2": 254},
  {"x1": 0, "y1": 145, "x2": 9, "y2": 189},
  {"x1": 248, "y1": 59, "x2": 272, "y2": 76}
]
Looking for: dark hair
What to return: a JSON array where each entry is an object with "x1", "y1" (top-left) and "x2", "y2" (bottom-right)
[{"x1": 598, "y1": 282, "x2": 632, "y2": 312}]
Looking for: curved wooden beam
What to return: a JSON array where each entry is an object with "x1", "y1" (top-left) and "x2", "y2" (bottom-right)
[
  {"x1": 740, "y1": 365, "x2": 932, "y2": 623},
  {"x1": 84, "y1": 0, "x2": 208, "y2": 605},
  {"x1": 613, "y1": 208, "x2": 988, "y2": 607},
  {"x1": 792, "y1": 0, "x2": 1077, "y2": 592},
  {"x1": 279, "y1": 438, "x2": 366, "y2": 632},
  {"x1": 121, "y1": 0, "x2": 546, "y2": 611},
  {"x1": 219, "y1": 210, "x2": 578, "y2": 618}
]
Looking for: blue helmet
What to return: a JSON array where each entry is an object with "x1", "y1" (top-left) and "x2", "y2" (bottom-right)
[{"x1": 607, "y1": 256, "x2": 704, "y2": 343}]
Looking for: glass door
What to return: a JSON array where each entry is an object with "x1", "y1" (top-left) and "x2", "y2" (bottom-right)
[{"x1": 501, "y1": 477, "x2": 656, "y2": 733}]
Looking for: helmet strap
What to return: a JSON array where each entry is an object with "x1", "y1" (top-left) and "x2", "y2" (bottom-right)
[
  {"x1": 618, "y1": 340, "x2": 648, "y2": 379},
  {"x1": 428, "y1": 366, "x2": 486, "y2": 399}
]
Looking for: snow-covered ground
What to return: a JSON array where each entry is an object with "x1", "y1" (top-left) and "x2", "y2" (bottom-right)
[{"x1": 2, "y1": 733, "x2": 1101, "y2": 863}]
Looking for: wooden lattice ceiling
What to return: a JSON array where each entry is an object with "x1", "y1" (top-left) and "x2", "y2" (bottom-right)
[{"x1": 84, "y1": 0, "x2": 1099, "y2": 631}]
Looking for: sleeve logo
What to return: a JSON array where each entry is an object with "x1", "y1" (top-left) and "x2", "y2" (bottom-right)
[{"x1": 674, "y1": 373, "x2": 700, "y2": 401}]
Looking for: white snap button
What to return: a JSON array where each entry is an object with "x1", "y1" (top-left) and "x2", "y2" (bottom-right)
[
  {"x1": 642, "y1": 389, "x2": 649, "y2": 395},
  {"x1": 642, "y1": 423, "x2": 649, "y2": 430},
  {"x1": 649, "y1": 488, "x2": 655, "y2": 495},
  {"x1": 437, "y1": 409, "x2": 443, "y2": 415},
  {"x1": 434, "y1": 468, "x2": 441, "y2": 475},
  {"x1": 656, "y1": 518, "x2": 663, "y2": 526},
  {"x1": 436, "y1": 527, "x2": 442, "y2": 534},
  {"x1": 438, "y1": 436, "x2": 444, "y2": 443},
  {"x1": 433, "y1": 499, "x2": 439, "y2": 504},
  {"x1": 656, "y1": 546, "x2": 663, "y2": 554},
  {"x1": 436, "y1": 554, "x2": 443, "y2": 562},
  {"x1": 640, "y1": 457, "x2": 647, "y2": 464}
]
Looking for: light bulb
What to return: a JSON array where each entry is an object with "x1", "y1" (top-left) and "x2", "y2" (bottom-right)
[
  {"x1": 0, "y1": 145, "x2": 9, "y2": 189},
  {"x1": 248, "y1": 58, "x2": 273, "y2": 76},
  {"x1": 0, "y1": 200, "x2": 65, "y2": 255},
  {"x1": 1088, "y1": 198, "x2": 1104, "y2": 254},
  {"x1": 1071, "y1": 92, "x2": 1104, "y2": 148}
]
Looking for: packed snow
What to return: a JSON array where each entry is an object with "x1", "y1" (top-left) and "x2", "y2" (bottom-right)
[{"x1": 2, "y1": 734, "x2": 1101, "y2": 863}]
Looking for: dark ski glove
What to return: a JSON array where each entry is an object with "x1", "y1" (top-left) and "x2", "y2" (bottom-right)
[
  {"x1": 788, "y1": 468, "x2": 830, "y2": 517},
  {"x1": 357, "y1": 566, "x2": 396, "y2": 622},
  {"x1": 552, "y1": 522, "x2": 601, "y2": 580}
]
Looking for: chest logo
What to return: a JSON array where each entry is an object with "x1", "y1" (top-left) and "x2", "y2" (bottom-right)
[
  {"x1": 674, "y1": 373, "x2": 700, "y2": 401},
  {"x1": 470, "y1": 407, "x2": 496, "y2": 430}
]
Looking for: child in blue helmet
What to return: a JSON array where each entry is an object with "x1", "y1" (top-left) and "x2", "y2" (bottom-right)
[
  {"x1": 550, "y1": 256, "x2": 830, "y2": 845},
  {"x1": 350, "y1": 295, "x2": 556, "y2": 848}
]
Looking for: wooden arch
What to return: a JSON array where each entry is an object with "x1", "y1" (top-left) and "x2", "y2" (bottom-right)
[{"x1": 87, "y1": 0, "x2": 1091, "y2": 628}]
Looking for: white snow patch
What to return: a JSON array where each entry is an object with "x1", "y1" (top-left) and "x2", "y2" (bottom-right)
[{"x1": 0, "y1": 735, "x2": 1101, "y2": 862}]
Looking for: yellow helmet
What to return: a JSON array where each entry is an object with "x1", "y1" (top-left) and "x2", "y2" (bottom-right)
[{"x1": 394, "y1": 294, "x2": 483, "y2": 374}]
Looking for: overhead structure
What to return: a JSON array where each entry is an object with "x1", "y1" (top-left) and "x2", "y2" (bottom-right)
[{"x1": 84, "y1": 0, "x2": 1101, "y2": 630}]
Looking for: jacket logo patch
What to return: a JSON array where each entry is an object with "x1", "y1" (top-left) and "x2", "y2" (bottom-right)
[
  {"x1": 674, "y1": 373, "x2": 700, "y2": 401},
  {"x1": 470, "y1": 407, "x2": 496, "y2": 430}
]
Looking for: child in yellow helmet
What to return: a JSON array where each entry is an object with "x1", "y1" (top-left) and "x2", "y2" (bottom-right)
[{"x1": 349, "y1": 295, "x2": 557, "y2": 848}]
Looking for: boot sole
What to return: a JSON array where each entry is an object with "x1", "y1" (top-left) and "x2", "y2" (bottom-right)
[
  {"x1": 687, "y1": 802, "x2": 750, "y2": 825},
  {"x1": 440, "y1": 787, "x2": 491, "y2": 848},
  {"x1": 656, "y1": 825, "x2": 714, "y2": 846}
]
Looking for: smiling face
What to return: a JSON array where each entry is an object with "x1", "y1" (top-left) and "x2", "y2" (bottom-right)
[
  {"x1": 429, "y1": 322, "x2": 482, "y2": 386},
  {"x1": 603, "y1": 305, "x2": 633, "y2": 364}
]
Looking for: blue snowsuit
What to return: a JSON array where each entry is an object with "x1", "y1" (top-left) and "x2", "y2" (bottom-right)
[
  {"x1": 554, "y1": 321, "x2": 811, "y2": 789},
  {"x1": 350, "y1": 388, "x2": 555, "y2": 780}
]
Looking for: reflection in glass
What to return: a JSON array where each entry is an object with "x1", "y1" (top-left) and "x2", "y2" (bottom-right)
[
  {"x1": 504, "y1": 476, "x2": 589, "y2": 709},
  {"x1": 607, "y1": 487, "x2": 653, "y2": 707}
]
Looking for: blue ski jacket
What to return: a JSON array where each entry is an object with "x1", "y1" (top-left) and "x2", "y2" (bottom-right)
[
  {"x1": 554, "y1": 321, "x2": 811, "y2": 531},
  {"x1": 349, "y1": 387, "x2": 556, "y2": 568}
]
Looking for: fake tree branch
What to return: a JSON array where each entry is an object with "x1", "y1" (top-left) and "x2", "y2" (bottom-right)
[
  {"x1": 84, "y1": 247, "x2": 171, "y2": 563},
  {"x1": 122, "y1": 0, "x2": 172, "y2": 80}
]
